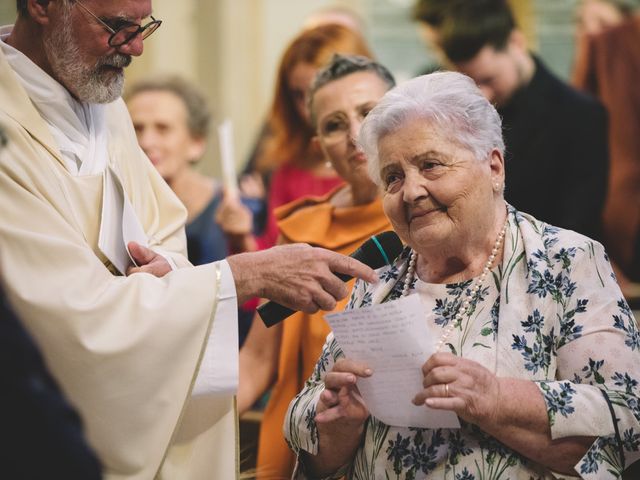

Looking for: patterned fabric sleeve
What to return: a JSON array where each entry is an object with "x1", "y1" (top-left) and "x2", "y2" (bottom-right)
[
  {"x1": 534, "y1": 241, "x2": 640, "y2": 478},
  {"x1": 284, "y1": 333, "x2": 347, "y2": 479},
  {"x1": 285, "y1": 278, "x2": 372, "y2": 479}
]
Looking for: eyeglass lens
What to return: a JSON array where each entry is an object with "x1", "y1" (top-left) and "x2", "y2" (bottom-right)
[{"x1": 110, "y1": 19, "x2": 161, "y2": 47}]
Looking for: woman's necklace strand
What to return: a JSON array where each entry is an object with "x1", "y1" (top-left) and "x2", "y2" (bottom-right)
[{"x1": 401, "y1": 218, "x2": 508, "y2": 352}]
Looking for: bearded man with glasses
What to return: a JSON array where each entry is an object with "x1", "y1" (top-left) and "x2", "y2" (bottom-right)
[{"x1": 0, "y1": 2, "x2": 377, "y2": 479}]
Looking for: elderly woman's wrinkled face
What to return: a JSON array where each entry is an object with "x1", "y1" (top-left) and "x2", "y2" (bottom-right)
[
  {"x1": 379, "y1": 117, "x2": 500, "y2": 251},
  {"x1": 313, "y1": 71, "x2": 390, "y2": 185}
]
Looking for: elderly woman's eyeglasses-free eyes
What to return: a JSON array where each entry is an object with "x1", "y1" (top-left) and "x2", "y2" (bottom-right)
[{"x1": 73, "y1": 0, "x2": 162, "y2": 48}]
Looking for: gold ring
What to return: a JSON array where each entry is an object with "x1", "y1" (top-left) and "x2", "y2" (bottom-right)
[{"x1": 444, "y1": 383, "x2": 450, "y2": 397}]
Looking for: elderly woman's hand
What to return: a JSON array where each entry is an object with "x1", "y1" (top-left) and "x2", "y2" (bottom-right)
[
  {"x1": 412, "y1": 352, "x2": 501, "y2": 427},
  {"x1": 315, "y1": 358, "x2": 371, "y2": 427},
  {"x1": 300, "y1": 358, "x2": 372, "y2": 478}
]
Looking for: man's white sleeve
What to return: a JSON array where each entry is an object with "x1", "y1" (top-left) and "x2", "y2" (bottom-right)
[{"x1": 192, "y1": 260, "x2": 239, "y2": 396}]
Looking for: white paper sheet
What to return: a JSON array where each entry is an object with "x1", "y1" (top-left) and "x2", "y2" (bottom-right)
[
  {"x1": 325, "y1": 295, "x2": 460, "y2": 429},
  {"x1": 98, "y1": 166, "x2": 148, "y2": 275},
  {"x1": 217, "y1": 119, "x2": 238, "y2": 198}
]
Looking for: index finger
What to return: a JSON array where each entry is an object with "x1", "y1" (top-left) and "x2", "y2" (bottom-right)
[
  {"x1": 325, "y1": 251, "x2": 378, "y2": 284},
  {"x1": 333, "y1": 358, "x2": 373, "y2": 377}
]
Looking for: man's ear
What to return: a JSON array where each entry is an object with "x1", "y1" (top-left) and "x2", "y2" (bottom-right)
[{"x1": 27, "y1": 0, "x2": 53, "y2": 25}]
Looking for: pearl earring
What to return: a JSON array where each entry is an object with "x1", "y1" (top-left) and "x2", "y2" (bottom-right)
[{"x1": 494, "y1": 182, "x2": 501, "y2": 191}]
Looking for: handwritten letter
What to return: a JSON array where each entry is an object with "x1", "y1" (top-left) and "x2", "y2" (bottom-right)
[{"x1": 326, "y1": 295, "x2": 460, "y2": 429}]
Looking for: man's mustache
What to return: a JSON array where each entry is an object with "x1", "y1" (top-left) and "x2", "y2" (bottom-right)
[{"x1": 99, "y1": 54, "x2": 132, "y2": 69}]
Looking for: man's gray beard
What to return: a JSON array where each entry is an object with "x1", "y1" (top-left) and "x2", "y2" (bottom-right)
[{"x1": 43, "y1": 10, "x2": 130, "y2": 104}]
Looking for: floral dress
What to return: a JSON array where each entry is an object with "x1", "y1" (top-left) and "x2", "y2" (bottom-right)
[{"x1": 284, "y1": 206, "x2": 640, "y2": 479}]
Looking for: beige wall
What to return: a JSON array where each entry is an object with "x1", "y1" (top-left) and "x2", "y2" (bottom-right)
[{"x1": 509, "y1": 0, "x2": 537, "y2": 48}]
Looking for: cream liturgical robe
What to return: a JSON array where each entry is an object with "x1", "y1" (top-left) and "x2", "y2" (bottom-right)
[{"x1": 0, "y1": 42, "x2": 238, "y2": 479}]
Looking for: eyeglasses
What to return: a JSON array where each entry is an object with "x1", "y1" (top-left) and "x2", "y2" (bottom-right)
[
  {"x1": 319, "y1": 126, "x2": 351, "y2": 145},
  {"x1": 73, "y1": 0, "x2": 162, "y2": 48},
  {"x1": 318, "y1": 117, "x2": 358, "y2": 145}
]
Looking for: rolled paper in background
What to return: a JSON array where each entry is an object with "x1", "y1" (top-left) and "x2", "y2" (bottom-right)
[{"x1": 217, "y1": 119, "x2": 239, "y2": 198}]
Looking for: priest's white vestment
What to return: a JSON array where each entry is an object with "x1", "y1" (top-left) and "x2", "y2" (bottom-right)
[{"x1": 0, "y1": 43, "x2": 238, "y2": 479}]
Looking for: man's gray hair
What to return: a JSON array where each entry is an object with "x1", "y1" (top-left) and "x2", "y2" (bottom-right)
[{"x1": 359, "y1": 71, "x2": 505, "y2": 185}]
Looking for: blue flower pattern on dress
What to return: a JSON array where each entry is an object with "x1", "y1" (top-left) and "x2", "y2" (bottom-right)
[
  {"x1": 285, "y1": 206, "x2": 640, "y2": 479},
  {"x1": 613, "y1": 299, "x2": 640, "y2": 351},
  {"x1": 511, "y1": 309, "x2": 554, "y2": 375},
  {"x1": 455, "y1": 468, "x2": 475, "y2": 480},
  {"x1": 613, "y1": 372, "x2": 638, "y2": 394},
  {"x1": 380, "y1": 266, "x2": 400, "y2": 283},
  {"x1": 539, "y1": 381, "x2": 576, "y2": 425},
  {"x1": 582, "y1": 358, "x2": 606, "y2": 385}
]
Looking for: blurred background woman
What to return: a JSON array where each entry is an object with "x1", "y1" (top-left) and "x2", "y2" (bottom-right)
[
  {"x1": 237, "y1": 54, "x2": 396, "y2": 479},
  {"x1": 573, "y1": 0, "x2": 640, "y2": 290}
]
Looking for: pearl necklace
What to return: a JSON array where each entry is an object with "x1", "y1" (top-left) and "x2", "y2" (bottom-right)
[{"x1": 402, "y1": 219, "x2": 508, "y2": 352}]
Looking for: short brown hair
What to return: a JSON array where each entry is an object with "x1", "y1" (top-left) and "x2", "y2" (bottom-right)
[
  {"x1": 414, "y1": 0, "x2": 516, "y2": 63},
  {"x1": 412, "y1": 0, "x2": 451, "y2": 27}
]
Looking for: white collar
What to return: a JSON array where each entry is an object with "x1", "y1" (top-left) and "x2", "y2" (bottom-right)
[{"x1": 0, "y1": 24, "x2": 109, "y2": 176}]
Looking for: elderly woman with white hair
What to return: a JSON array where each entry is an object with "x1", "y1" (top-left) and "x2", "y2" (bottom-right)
[{"x1": 284, "y1": 71, "x2": 640, "y2": 479}]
